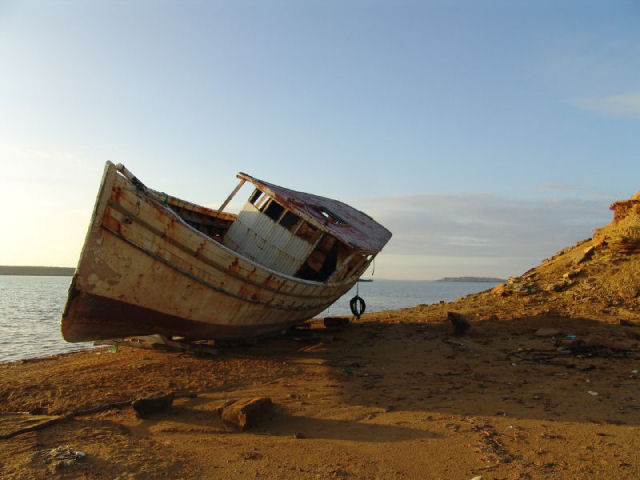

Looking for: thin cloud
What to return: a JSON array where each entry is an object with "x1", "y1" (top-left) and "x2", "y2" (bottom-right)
[
  {"x1": 571, "y1": 92, "x2": 640, "y2": 118},
  {"x1": 537, "y1": 183, "x2": 581, "y2": 193},
  {"x1": 361, "y1": 193, "x2": 612, "y2": 260}
]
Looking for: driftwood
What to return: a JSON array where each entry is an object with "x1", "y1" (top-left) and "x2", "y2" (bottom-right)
[
  {"x1": 0, "y1": 400, "x2": 132, "y2": 439},
  {"x1": 1, "y1": 392, "x2": 196, "y2": 439}
]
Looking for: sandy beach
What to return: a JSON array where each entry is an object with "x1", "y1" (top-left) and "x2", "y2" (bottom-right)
[{"x1": 2, "y1": 196, "x2": 640, "y2": 479}]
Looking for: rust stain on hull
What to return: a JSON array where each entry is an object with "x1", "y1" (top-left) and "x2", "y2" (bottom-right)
[{"x1": 63, "y1": 291, "x2": 300, "y2": 342}]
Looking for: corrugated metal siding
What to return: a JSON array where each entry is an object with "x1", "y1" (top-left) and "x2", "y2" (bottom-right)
[{"x1": 223, "y1": 202, "x2": 314, "y2": 276}]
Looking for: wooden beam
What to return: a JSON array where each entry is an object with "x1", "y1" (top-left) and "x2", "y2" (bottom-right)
[{"x1": 217, "y1": 179, "x2": 246, "y2": 213}]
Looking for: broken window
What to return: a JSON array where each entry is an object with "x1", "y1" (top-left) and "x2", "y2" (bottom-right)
[
  {"x1": 295, "y1": 221, "x2": 322, "y2": 243},
  {"x1": 249, "y1": 189, "x2": 262, "y2": 205},
  {"x1": 279, "y1": 210, "x2": 300, "y2": 231},
  {"x1": 316, "y1": 206, "x2": 347, "y2": 225},
  {"x1": 263, "y1": 200, "x2": 285, "y2": 222},
  {"x1": 295, "y1": 235, "x2": 339, "y2": 282}
]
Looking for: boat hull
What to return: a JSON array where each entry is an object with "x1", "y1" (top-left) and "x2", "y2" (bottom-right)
[{"x1": 61, "y1": 163, "x2": 359, "y2": 342}]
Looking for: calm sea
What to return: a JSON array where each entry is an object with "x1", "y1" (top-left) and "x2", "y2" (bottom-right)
[{"x1": 0, "y1": 276, "x2": 497, "y2": 363}]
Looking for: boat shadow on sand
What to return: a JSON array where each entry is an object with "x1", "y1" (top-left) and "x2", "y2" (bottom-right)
[{"x1": 236, "y1": 314, "x2": 640, "y2": 427}]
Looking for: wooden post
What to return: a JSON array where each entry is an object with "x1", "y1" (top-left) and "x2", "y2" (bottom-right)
[{"x1": 217, "y1": 179, "x2": 246, "y2": 213}]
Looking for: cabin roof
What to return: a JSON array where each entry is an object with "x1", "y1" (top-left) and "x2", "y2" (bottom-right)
[{"x1": 237, "y1": 172, "x2": 392, "y2": 253}]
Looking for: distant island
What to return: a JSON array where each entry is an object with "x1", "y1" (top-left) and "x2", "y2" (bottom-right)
[
  {"x1": 437, "y1": 276, "x2": 505, "y2": 283},
  {"x1": 0, "y1": 266, "x2": 75, "y2": 276}
]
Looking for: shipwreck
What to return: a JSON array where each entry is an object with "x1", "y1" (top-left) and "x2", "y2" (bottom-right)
[{"x1": 61, "y1": 162, "x2": 391, "y2": 342}]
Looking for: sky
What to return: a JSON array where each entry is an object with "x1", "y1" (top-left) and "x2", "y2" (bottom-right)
[{"x1": 1, "y1": 0, "x2": 639, "y2": 280}]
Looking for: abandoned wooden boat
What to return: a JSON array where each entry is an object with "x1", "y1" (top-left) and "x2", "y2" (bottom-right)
[{"x1": 61, "y1": 162, "x2": 392, "y2": 342}]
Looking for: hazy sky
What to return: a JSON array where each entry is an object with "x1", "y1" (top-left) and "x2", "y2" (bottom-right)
[{"x1": 1, "y1": 1, "x2": 638, "y2": 279}]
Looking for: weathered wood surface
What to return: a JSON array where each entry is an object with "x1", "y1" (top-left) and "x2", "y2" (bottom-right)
[{"x1": 62, "y1": 162, "x2": 374, "y2": 342}]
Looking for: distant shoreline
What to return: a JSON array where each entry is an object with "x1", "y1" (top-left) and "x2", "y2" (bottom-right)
[
  {"x1": 436, "y1": 276, "x2": 505, "y2": 283},
  {"x1": 0, "y1": 266, "x2": 75, "y2": 276}
]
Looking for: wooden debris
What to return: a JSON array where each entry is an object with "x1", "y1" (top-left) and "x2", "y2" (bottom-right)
[
  {"x1": 220, "y1": 397, "x2": 273, "y2": 432},
  {"x1": 0, "y1": 413, "x2": 65, "y2": 440},
  {"x1": 132, "y1": 392, "x2": 175, "y2": 418},
  {"x1": 324, "y1": 316, "x2": 350, "y2": 329}
]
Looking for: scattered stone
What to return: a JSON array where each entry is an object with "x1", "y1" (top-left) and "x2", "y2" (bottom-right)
[
  {"x1": 574, "y1": 245, "x2": 595, "y2": 264},
  {"x1": 31, "y1": 446, "x2": 86, "y2": 469},
  {"x1": 220, "y1": 397, "x2": 273, "y2": 432},
  {"x1": 470, "y1": 476, "x2": 483, "y2": 480},
  {"x1": 535, "y1": 328, "x2": 561, "y2": 337},
  {"x1": 587, "y1": 391, "x2": 599, "y2": 396},
  {"x1": 293, "y1": 432, "x2": 306, "y2": 439},
  {"x1": 448, "y1": 311, "x2": 472, "y2": 336},
  {"x1": 132, "y1": 392, "x2": 174, "y2": 419}
]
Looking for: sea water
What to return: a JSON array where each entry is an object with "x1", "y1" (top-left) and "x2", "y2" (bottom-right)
[
  {"x1": 0, "y1": 276, "x2": 497, "y2": 363},
  {"x1": 322, "y1": 279, "x2": 496, "y2": 317},
  {"x1": 0, "y1": 275, "x2": 92, "y2": 363}
]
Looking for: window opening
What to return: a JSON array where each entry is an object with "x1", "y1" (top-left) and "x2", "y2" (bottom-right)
[
  {"x1": 316, "y1": 206, "x2": 347, "y2": 225},
  {"x1": 295, "y1": 236, "x2": 339, "y2": 282},
  {"x1": 249, "y1": 189, "x2": 262, "y2": 205},
  {"x1": 263, "y1": 200, "x2": 285, "y2": 222},
  {"x1": 279, "y1": 211, "x2": 300, "y2": 231},
  {"x1": 295, "y1": 221, "x2": 322, "y2": 243}
]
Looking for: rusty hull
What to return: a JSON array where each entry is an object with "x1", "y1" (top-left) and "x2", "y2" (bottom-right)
[{"x1": 61, "y1": 162, "x2": 377, "y2": 342}]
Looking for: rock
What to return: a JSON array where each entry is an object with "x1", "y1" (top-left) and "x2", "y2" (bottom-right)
[
  {"x1": 535, "y1": 328, "x2": 561, "y2": 337},
  {"x1": 545, "y1": 280, "x2": 571, "y2": 292},
  {"x1": 512, "y1": 283, "x2": 539, "y2": 295},
  {"x1": 470, "y1": 476, "x2": 483, "y2": 480},
  {"x1": 562, "y1": 269, "x2": 581, "y2": 280},
  {"x1": 131, "y1": 392, "x2": 174, "y2": 418},
  {"x1": 220, "y1": 397, "x2": 273, "y2": 432},
  {"x1": 574, "y1": 245, "x2": 595, "y2": 264},
  {"x1": 491, "y1": 283, "x2": 508, "y2": 296},
  {"x1": 324, "y1": 316, "x2": 350, "y2": 328},
  {"x1": 448, "y1": 311, "x2": 471, "y2": 336}
]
